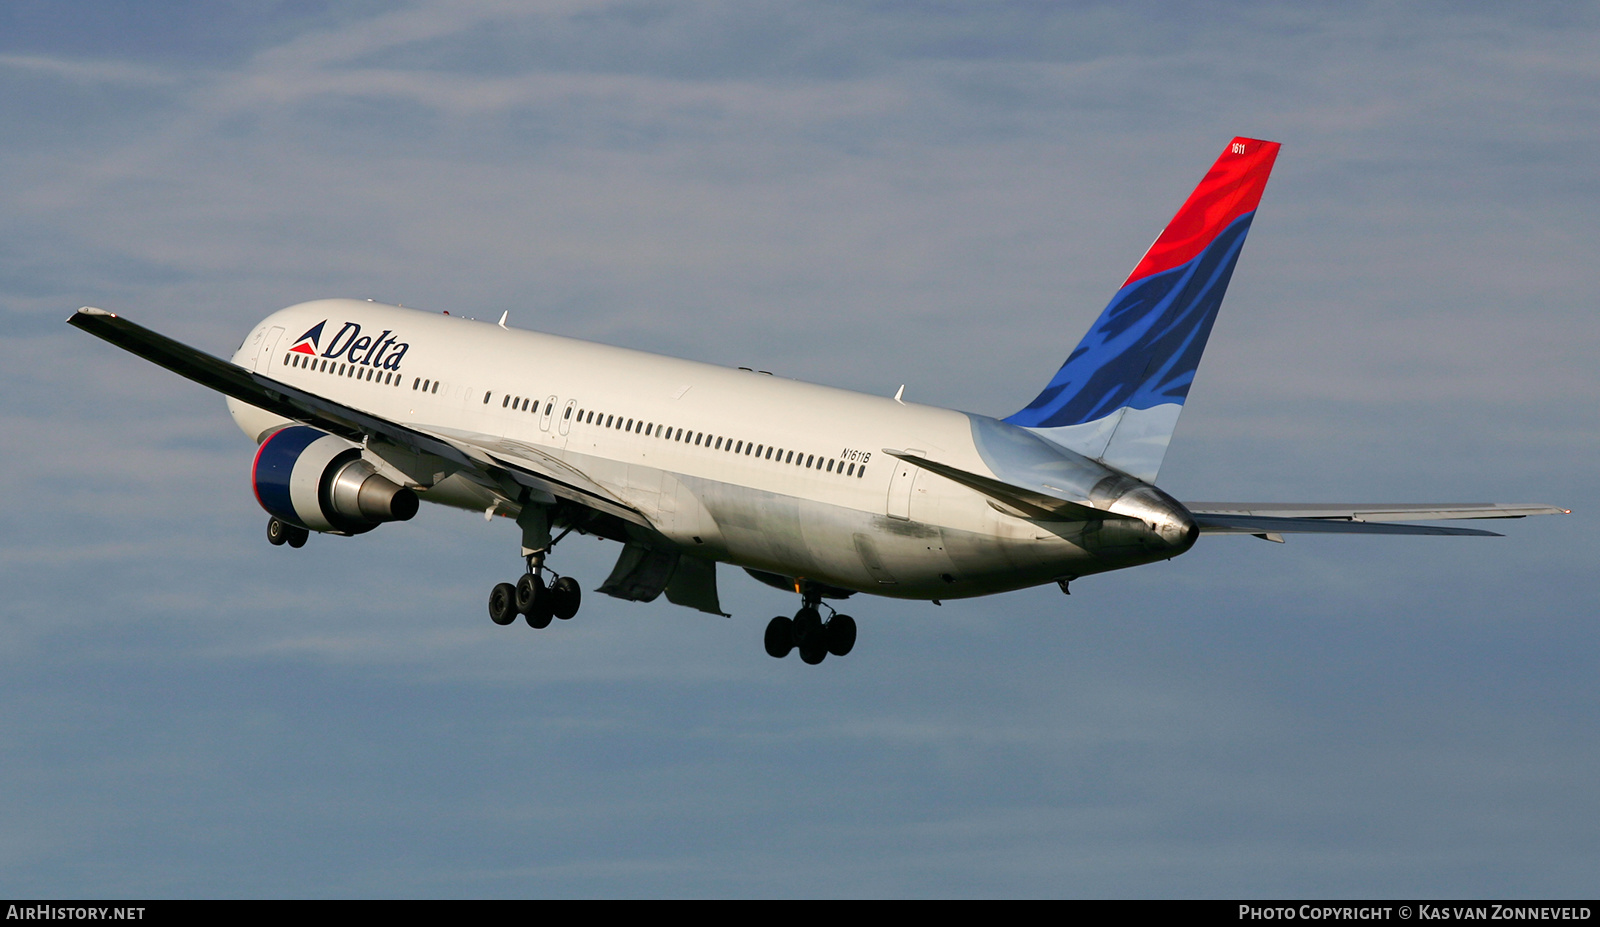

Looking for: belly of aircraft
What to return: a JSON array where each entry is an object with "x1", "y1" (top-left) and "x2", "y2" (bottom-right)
[{"x1": 688, "y1": 477, "x2": 1109, "y2": 600}]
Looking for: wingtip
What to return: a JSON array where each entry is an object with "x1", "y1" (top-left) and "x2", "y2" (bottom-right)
[{"x1": 70, "y1": 306, "x2": 116, "y2": 321}]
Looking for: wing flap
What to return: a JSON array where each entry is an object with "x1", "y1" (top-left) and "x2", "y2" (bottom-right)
[{"x1": 432, "y1": 428, "x2": 647, "y2": 527}]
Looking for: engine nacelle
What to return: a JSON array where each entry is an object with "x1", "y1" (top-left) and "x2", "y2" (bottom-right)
[{"x1": 252, "y1": 425, "x2": 419, "y2": 534}]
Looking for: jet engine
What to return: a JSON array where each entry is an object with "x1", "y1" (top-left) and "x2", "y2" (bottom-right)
[{"x1": 251, "y1": 425, "x2": 418, "y2": 534}]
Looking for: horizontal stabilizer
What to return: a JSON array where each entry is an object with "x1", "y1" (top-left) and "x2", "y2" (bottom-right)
[
  {"x1": 1185, "y1": 502, "x2": 1568, "y2": 522},
  {"x1": 882, "y1": 449, "x2": 1109, "y2": 522},
  {"x1": 1193, "y1": 513, "x2": 1501, "y2": 537}
]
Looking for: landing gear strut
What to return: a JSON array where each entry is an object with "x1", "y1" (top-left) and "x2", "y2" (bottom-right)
[
  {"x1": 486, "y1": 522, "x2": 581, "y2": 630},
  {"x1": 764, "y1": 585, "x2": 856, "y2": 664}
]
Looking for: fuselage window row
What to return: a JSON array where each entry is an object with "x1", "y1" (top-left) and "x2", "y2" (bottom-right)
[
  {"x1": 481, "y1": 393, "x2": 866, "y2": 479},
  {"x1": 284, "y1": 351, "x2": 402, "y2": 387}
]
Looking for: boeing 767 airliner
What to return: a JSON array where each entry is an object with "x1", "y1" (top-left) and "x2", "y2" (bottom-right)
[{"x1": 71, "y1": 137, "x2": 1565, "y2": 664}]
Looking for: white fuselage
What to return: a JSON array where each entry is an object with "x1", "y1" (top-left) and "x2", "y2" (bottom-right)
[{"x1": 227, "y1": 299, "x2": 1189, "y2": 600}]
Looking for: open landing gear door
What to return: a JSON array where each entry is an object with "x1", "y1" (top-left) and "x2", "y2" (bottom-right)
[{"x1": 597, "y1": 536, "x2": 727, "y2": 616}]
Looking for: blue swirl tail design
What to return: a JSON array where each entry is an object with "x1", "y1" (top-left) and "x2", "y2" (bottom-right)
[{"x1": 1004, "y1": 137, "x2": 1279, "y2": 483}]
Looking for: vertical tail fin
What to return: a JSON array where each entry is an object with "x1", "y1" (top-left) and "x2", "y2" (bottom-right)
[{"x1": 1005, "y1": 137, "x2": 1280, "y2": 483}]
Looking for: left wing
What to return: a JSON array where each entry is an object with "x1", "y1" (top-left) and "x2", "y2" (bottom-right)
[{"x1": 68, "y1": 307, "x2": 649, "y2": 528}]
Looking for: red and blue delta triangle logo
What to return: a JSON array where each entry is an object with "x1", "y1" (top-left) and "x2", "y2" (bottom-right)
[{"x1": 289, "y1": 320, "x2": 325, "y2": 356}]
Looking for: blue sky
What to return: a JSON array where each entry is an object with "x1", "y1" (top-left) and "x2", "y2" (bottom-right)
[{"x1": 3, "y1": 1, "x2": 1597, "y2": 897}]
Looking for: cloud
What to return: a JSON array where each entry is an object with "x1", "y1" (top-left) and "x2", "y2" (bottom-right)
[{"x1": 0, "y1": 52, "x2": 176, "y2": 86}]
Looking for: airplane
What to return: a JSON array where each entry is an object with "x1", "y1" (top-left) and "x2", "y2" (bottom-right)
[{"x1": 70, "y1": 136, "x2": 1566, "y2": 665}]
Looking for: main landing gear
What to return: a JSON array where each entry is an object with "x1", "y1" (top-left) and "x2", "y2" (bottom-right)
[
  {"x1": 487, "y1": 533, "x2": 582, "y2": 629},
  {"x1": 266, "y1": 517, "x2": 309, "y2": 548},
  {"x1": 764, "y1": 586, "x2": 856, "y2": 665}
]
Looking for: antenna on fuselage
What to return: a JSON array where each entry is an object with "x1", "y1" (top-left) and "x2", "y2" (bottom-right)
[
  {"x1": 497, "y1": 311, "x2": 509, "y2": 329},
  {"x1": 893, "y1": 385, "x2": 905, "y2": 404}
]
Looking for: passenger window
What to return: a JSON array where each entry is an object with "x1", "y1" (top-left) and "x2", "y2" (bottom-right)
[
  {"x1": 485, "y1": 392, "x2": 492, "y2": 404},
  {"x1": 806, "y1": 455, "x2": 814, "y2": 468},
  {"x1": 432, "y1": 381, "x2": 439, "y2": 394},
  {"x1": 564, "y1": 406, "x2": 573, "y2": 419}
]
